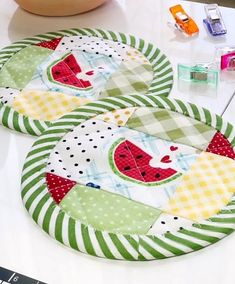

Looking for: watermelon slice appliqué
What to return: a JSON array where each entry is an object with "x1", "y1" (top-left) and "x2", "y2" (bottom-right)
[
  {"x1": 109, "y1": 138, "x2": 182, "y2": 186},
  {"x1": 47, "y1": 53, "x2": 93, "y2": 90}
]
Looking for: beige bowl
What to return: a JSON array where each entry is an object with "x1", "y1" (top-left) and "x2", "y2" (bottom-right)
[{"x1": 15, "y1": 0, "x2": 108, "y2": 16}]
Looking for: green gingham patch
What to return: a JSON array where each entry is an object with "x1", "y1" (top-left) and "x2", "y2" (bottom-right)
[{"x1": 127, "y1": 107, "x2": 216, "y2": 150}]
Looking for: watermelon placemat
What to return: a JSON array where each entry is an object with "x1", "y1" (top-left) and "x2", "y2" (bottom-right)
[
  {"x1": 0, "y1": 28, "x2": 173, "y2": 136},
  {"x1": 21, "y1": 94, "x2": 235, "y2": 260}
]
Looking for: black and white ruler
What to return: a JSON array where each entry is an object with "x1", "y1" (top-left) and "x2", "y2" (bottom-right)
[{"x1": 0, "y1": 267, "x2": 46, "y2": 284}]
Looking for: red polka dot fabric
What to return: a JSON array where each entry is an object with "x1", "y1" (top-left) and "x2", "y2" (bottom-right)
[
  {"x1": 46, "y1": 173, "x2": 77, "y2": 204},
  {"x1": 36, "y1": 37, "x2": 62, "y2": 50},
  {"x1": 206, "y1": 132, "x2": 235, "y2": 159}
]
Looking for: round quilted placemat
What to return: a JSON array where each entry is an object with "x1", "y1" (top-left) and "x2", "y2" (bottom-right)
[
  {"x1": 21, "y1": 94, "x2": 235, "y2": 260},
  {"x1": 0, "y1": 28, "x2": 173, "y2": 136}
]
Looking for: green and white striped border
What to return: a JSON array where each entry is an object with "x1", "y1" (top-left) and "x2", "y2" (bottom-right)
[
  {"x1": 21, "y1": 94, "x2": 235, "y2": 260},
  {"x1": 0, "y1": 28, "x2": 173, "y2": 136}
]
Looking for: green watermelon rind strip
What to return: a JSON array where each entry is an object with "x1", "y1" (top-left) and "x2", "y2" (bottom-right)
[
  {"x1": 109, "y1": 138, "x2": 182, "y2": 187},
  {"x1": 47, "y1": 52, "x2": 93, "y2": 91}
]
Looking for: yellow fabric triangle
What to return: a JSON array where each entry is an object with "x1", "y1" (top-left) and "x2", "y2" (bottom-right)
[{"x1": 164, "y1": 152, "x2": 235, "y2": 221}]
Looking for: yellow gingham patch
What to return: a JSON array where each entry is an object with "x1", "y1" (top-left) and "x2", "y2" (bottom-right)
[
  {"x1": 95, "y1": 107, "x2": 137, "y2": 126},
  {"x1": 164, "y1": 152, "x2": 235, "y2": 221},
  {"x1": 126, "y1": 49, "x2": 149, "y2": 64},
  {"x1": 12, "y1": 90, "x2": 90, "y2": 121}
]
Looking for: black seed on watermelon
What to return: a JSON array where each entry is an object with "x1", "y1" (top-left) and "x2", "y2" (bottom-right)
[
  {"x1": 155, "y1": 173, "x2": 161, "y2": 178},
  {"x1": 119, "y1": 154, "x2": 126, "y2": 158},
  {"x1": 136, "y1": 155, "x2": 143, "y2": 159},
  {"x1": 124, "y1": 166, "x2": 131, "y2": 171},
  {"x1": 141, "y1": 171, "x2": 146, "y2": 177}
]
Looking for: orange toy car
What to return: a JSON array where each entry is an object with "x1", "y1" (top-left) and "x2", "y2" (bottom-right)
[{"x1": 169, "y1": 4, "x2": 199, "y2": 36}]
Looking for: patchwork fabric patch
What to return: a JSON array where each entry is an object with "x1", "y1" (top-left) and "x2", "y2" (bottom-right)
[
  {"x1": 60, "y1": 184, "x2": 161, "y2": 235},
  {"x1": 0, "y1": 87, "x2": 20, "y2": 106},
  {"x1": 164, "y1": 152, "x2": 235, "y2": 221},
  {"x1": 46, "y1": 173, "x2": 77, "y2": 204},
  {"x1": 36, "y1": 37, "x2": 62, "y2": 50},
  {"x1": 13, "y1": 90, "x2": 91, "y2": 121},
  {"x1": 0, "y1": 46, "x2": 53, "y2": 89},
  {"x1": 21, "y1": 92, "x2": 235, "y2": 261},
  {"x1": 206, "y1": 131, "x2": 235, "y2": 159},
  {"x1": 127, "y1": 107, "x2": 217, "y2": 150},
  {"x1": 148, "y1": 213, "x2": 194, "y2": 235},
  {"x1": 0, "y1": 28, "x2": 173, "y2": 136},
  {"x1": 95, "y1": 107, "x2": 137, "y2": 126},
  {"x1": 99, "y1": 61, "x2": 153, "y2": 98}
]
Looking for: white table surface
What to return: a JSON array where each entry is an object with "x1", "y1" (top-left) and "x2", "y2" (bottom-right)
[{"x1": 0, "y1": 0, "x2": 235, "y2": 283}]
